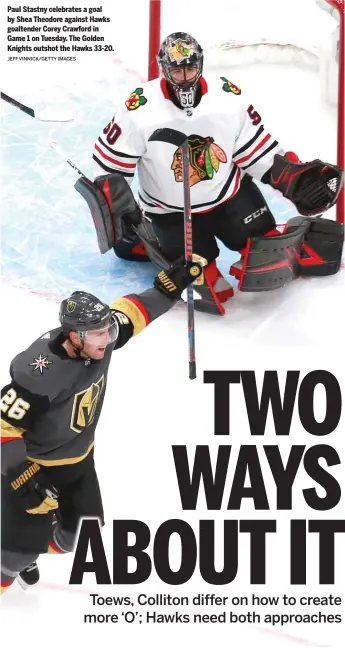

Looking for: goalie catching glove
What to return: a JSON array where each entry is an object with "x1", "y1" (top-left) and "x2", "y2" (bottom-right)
[
  {"x1": 6, "y1": 460, "x2": 59, "y2": 514},
  {"x1": 268, "y1": 153, "x2": 344, "y2": 216}
]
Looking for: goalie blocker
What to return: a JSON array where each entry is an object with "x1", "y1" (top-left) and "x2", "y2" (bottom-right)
[
  {"x1": 74, "y1": 173, "x2": 149, "y2": 261},
  {"x1": 231, "y1": 216, "x2": 344, "y2": 291}
]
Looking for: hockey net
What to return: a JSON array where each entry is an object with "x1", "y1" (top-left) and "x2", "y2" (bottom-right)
[{"x1": 146, "y1": 0, "x2": 344, "y2": 223}]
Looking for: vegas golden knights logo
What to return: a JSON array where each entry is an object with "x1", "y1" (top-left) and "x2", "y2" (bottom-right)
[{"x1": 70, "y1": 376, "x2": 105, "y2": 433}]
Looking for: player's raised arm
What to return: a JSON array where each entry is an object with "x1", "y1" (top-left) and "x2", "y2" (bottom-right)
[{"x1": 109, "y1": 257, "x2": 203, "y2": 350}]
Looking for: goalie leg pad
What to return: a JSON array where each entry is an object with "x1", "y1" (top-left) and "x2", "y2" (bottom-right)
[
  {"x1": 235, "y1": 217, "x2": 310, "y2": 292},
  {"x1": 75, "y1": 173, "x2": 148, "y2": 260},
  {"x1": 74, "y1": 176, "x2": 114, "y2": 254},
  {"x1": 299, "y1": 217, "x2": 344, "y2": 276}
]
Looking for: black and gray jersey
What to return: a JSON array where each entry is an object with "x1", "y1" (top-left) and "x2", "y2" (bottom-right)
[{"x1": 1, "y1": 288, "x2": 172, "y2": 472}]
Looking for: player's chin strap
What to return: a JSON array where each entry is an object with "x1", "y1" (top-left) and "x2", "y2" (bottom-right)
[{"x1": 64, "y1": 333, "x2": 87, "y2": 359}]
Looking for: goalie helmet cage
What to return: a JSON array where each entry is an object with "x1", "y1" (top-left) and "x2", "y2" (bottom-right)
[{"x1": 147, "y1": 0, "x2": 344, "y2": 224}]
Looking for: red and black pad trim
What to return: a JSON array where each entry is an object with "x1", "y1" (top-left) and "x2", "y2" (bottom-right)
[
  {"x1": 193, "y1": 261, "x2": 234, "y2": 315},
  {"x1": 74, "y1": 175, "x2": 115, "y2": 253},
  {"x1": 238, "y1": 217, "x2": 310, "y2": 292},
  {"x1": 75, "y1": 173, "x2": 146, "y2": 258},
  {"x1": 299, "y1": 217, "x2": 344, "y2": 276}
]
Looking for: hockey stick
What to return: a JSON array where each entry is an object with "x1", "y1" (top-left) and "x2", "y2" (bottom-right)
[
  {"x1": 148, "y1": 128, "x2": 197, "y2": 379},
  {"x1": 1, "y1": 91, "x2": 74, "y2": 123},
  {"x1": 49, "y1": 141, "x2": 90, "y2": 179}
]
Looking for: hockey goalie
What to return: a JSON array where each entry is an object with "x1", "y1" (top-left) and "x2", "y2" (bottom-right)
[{"x1": 78, "y1": 31, "x2": 344, "y2": 315}]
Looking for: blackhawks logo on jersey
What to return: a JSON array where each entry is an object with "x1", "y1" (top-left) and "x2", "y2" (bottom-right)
[
  {"x1": 171, "y1": 135, "x2": 227, "y2": 187},
  {"x1": 125, "y1": 88, "x2": 147, "y2": 111},
  {"x1": 221, "y1": 77, "x2": 241, "y2": 95}
]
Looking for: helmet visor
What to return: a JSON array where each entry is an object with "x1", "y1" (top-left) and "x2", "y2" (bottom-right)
[{"x1": 82, "y1": 318, "x2": 119, "y2": 349}]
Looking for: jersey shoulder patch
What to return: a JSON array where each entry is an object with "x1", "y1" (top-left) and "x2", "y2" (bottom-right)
[
  {"x1": 220, "y1": 76, "x2": 242, "y2": 95},
  {"x1": 10, "y1": 332, "x2": 75, "y2": 400},
  {"x1": 125, "y1": 87, "x2": 148, "y2": 111}
]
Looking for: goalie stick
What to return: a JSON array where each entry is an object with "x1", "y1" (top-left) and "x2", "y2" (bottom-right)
[
  {"x1": 148, "y1": 128, "x2": 197, "y2": 380},
  {"x1": 1, "y1": 91, "x2": 74, "y2": 123}
]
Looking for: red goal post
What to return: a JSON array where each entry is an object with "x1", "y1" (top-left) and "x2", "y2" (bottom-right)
[{"x1": 147, "y1": 0, "x2": 344, "y2": 223}]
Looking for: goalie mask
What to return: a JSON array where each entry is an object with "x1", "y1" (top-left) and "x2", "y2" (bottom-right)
[{"x1": 157, "y1": 32, "x2": 203, "y2": 109}]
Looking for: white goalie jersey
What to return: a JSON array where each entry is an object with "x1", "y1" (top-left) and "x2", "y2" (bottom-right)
[{"x1": 93, "y1": 75, "x2": 284, "y2": 215}]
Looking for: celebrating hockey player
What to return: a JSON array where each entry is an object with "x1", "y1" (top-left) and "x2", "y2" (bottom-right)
[
  {"x1": 0, "y1": 258, "x2": 202, "y2": 593},
  {"x1": 88, "y1": 31, "x2": 343, "y2": 315}
]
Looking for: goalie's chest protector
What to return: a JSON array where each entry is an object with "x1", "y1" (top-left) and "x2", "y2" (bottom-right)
[{"x1": 133, "y1": 78, "x2": 243, "y2": 214}]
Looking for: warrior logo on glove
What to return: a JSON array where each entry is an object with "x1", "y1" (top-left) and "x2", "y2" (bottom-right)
[{"x1": 154, "y1": 260, "x2": 203, "y2": 300}]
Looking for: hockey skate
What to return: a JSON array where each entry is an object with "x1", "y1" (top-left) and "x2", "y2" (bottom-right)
[{"x1": 17, "y1": 562, "x2": 40, "y2": 590}]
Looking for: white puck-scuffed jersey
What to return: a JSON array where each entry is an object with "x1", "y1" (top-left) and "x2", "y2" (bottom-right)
[{"x1": 93, "y1": 75, "x2": 284, "y2": 215}]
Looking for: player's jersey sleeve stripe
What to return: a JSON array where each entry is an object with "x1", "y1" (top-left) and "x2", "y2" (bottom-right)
[
  {"x1": 234, "y1": 133, "x2": 272, "y2": 165},
  {"x1": 233, "y1": 125, "x2": 265, "y2": 158},
  {"x1": 1, "y1": 419, "x2": 25, "y2": 443},
  {"x1": 240, "y1": 140, "x2": 280, "y2": 170},
  {"x1": 98, "y1": 137, "x2": 140, "y2": 160},
  {"x1": 92, "y1": 155, "x2": 135, "y2": 177},
  {"x1": 94, "y1": 144, "x2": 137, "y2": 169},
  {"x1": 109, "y1": 296, "x2": 150, "y2": 336},
  {"x1": 124, "y1": 296, "x2": 151, "y2": 326}
]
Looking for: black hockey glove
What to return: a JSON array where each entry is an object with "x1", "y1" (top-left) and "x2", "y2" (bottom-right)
[
  {"x1": 6, "y1": 460, "x2": 59, "y2": 515},
  {"x1": 269, "y1": 153, "x2": 344, "y2": 217},
  {"x1": 154, "y1": 257, "x2": 202, "y2": 300}
]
